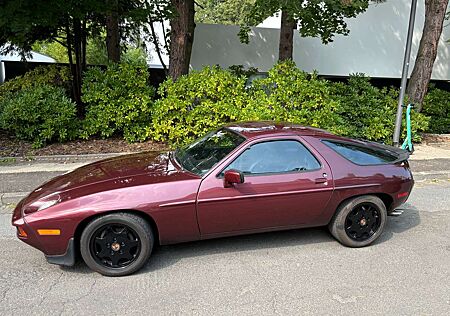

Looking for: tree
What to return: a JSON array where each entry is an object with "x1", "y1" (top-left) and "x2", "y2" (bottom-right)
[
  {"x1": 239, "y1": 1, "x2": 371, "y2": 61},
  {"x1": 407, "y1": 0, "x2": 449, "y2": 110},
  {"x1": 0, "y1": 0, "x2": 106, "y2": 114},
  {"x1": 278, "y1": 9, "x2": 296, "y2": 61},
  {"x1": 106, "y1": 0, "x2": 121, "y2": 62},
  {"x1": 169, "y1": 0, "x2": 195, "y2": 80}
]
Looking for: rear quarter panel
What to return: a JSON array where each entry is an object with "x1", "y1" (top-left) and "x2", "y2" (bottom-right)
[{"x1": 303, "y1": 136, "x2": 414, "y2": 225}]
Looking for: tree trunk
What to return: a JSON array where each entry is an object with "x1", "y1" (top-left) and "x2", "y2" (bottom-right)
[
  {"x1": 73, "y1": 18, "x2": 86, "y2": 117},
  {"x1": 149, "y1": 16, "x2": 168, "y2": 73},
  {"x1": 106, "y1": 0, "x2": 120, "y2": 63},
  {"x1": 278, "y1": 9, "x2": 296, "y2": 61},
  {"x1": 66, "y1": 20, "x2": 80, "y2": 108},
  {"x1": 169, "y1": 0, "x2": 195, "y2": 80},
  {"x1": 406, "y1": 0, "x2": 448, "y2": 111}
]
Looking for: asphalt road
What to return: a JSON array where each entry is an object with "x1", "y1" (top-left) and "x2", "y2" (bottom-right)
[{"x1": 0, "y1": 159, "x2": 449, "y2": 315}]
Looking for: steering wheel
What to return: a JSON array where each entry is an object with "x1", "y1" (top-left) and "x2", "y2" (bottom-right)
[{"x1": 248, "y1": 158, "x2": 266, "y2": 173}]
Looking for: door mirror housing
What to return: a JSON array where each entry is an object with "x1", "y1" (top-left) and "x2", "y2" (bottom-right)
[{"x1": 223, "y1": 170, "x2": 244, "y2": 188}]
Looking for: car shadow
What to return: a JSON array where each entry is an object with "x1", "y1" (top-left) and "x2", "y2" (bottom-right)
[
  {"x1": 61, "y1": 206, "x2": 420, "y2": 275},
  {"x1": 140, "y1": 205, "x2": 420, "y2": 274},
  {"x1": 376, "y1": 202, "x2": 421, "y2": 244},
  {"x1": 139, "y1": 227, "x2": 332, "y2": 274}
]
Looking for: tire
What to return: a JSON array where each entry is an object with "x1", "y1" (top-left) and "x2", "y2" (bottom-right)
[
  {"x1": 328, "y1": 195, "x2": 387, "y2": 248},
  {"x1": 80, "y1": 213, "x2": 154, "y2": 276}
]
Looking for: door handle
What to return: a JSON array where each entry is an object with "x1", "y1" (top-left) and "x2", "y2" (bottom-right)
[{"x1": 314, "y1": 177, "x2": 328, "y2": 184}]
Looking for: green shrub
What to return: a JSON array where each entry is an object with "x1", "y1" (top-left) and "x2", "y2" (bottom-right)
[
  {"x1": 331, "y1": 75, "x2": 429, "y2": 143},
  {"x1": 422, "y1": 87, "x2": 450, "y2": 134},
  {"x1": 0, "y1": 85, "x2": 78, "y2": 148},
  {"x1": 81, "y1": 63, "x2": 155, "y2": 142},
  {"x1": 244, "y1": 61, "x2": 345, "y2": 133},
  {"x1": 0, "y1": 65, "x2": 72, "y2": 103},
  {"x1": 152, "y1": 66, "x2": 249, "y2": 145},
  {"x1": 151, "y1": 61, "x2": 430, "y2": 146}
]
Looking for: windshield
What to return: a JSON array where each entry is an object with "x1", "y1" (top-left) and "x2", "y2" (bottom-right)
[{"x1": 175, "y1": 128, "x2": 246, "y2": 175}]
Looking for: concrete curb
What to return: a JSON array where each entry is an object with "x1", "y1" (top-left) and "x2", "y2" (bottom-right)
[{"x1": 0, "y1": 152, "x2": 130, "y2": 164}]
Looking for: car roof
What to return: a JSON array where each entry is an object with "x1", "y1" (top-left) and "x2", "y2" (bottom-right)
[{"x1": 224, "y1": 121, "x2": 333, "y2": 139}]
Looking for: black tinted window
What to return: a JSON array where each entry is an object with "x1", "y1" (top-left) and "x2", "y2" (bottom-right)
[
  {"x1": 323, "y1": 140, "x2": 397, "y2": 165},
  {"x1": 225, "y1": 140, "x2": 320, "y2": 175}
]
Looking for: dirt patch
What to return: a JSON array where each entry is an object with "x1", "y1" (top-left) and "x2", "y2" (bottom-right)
[
  {"x1": 0, "y1": 131, "x2": 169, "y2": 157},
  {"x1": 421, "y1": 133, "x2": 450, "y2": 149}
]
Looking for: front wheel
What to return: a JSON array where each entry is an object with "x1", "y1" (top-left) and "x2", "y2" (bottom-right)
[
  {"x1": 329, "y1": 195, "x2": 387, "y2": 247},
  {"x1": 80, "y1": 213, "x2": 154, "y2": 276}
]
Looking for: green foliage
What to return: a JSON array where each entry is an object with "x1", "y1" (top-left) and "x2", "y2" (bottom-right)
[
  {"x1": 32, "y1": 35, "x2": 149, "y2": 66},
  {"x1": 1, "y1": 61, "x2": 438, "y2": 149},
  {"x1": 228, "y1": 65, "x2": 259, "y2": 78},
  {"x1": 152, "y1": 66, "x2": 248, "y2": 145},
  {"x1": 196, "y1": 0, "x2": 256, "y2": 25},
  {"x1": 331, "y1": 75, "x2": 429, "y2": 143},
  {"x1": 0, "y1": 85, "x2": 78, "y2": 148},
  {"x1": 121, "y1": 46, "x2": 149, "y2": 67},
  {"x1": 85, "y1": 36, "x2": 109, "y2": 65},
  {"x1": 151, "y1": 61, "x2": 430, "y2": 146},
  {"x1": 239, "y1": 0, "x2": 370, "y2": 44},
  {"x1": 243, "y1": 61, "x2": 344, "y2": 134},
  {"x1": 0, "y1": 65, "x2": 72, "y2": 108},
  {"x1": 422, "y1": 87, "x2": 450, "y2": 134},
  {"x1": 32, "y1": 40, "x2": 69, "y2": 63},
  {"x1": 81, "y1": 63, "x2": 155, "y2": 142}
]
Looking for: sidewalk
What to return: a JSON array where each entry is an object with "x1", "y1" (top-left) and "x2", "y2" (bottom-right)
[{"x1": 1, "y1": 144, "x2": 449, "y2": 207}]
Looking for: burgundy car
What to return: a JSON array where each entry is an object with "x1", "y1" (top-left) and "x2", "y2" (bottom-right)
[{"x1": 12, "y1": 122, "x2": 413, "y2": 276}]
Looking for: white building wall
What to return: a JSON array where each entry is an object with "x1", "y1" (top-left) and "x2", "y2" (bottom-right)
[{"x1": 189, "y1": 0, "x2": 450, "y2": 80}]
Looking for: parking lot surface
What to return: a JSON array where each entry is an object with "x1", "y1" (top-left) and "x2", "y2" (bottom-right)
[{"x1": 1, "y1": 176, "x2": 449, "y2": 315}]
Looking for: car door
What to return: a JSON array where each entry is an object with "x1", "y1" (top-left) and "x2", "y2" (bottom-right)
[{"x1": 196, "y1": 137, "x2": 334, "y2": 237}]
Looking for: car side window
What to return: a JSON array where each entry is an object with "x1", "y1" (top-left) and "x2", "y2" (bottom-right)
[{"x1": 224, "y1": 140, "x2": 321, "y2": 175}]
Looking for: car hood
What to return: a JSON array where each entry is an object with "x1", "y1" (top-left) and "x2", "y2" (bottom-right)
[{"x1": 22, "y1": 151, "x2": 199, "y2": 206}]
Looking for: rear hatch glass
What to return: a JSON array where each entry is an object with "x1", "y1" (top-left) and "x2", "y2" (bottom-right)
[{"x1": 322, "y1": 139, "x2": 408, "y2": 165}]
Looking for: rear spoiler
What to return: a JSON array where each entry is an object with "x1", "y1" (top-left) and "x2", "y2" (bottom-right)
[{"x1": 364, "y1": 141, "x2": 410, "y2": 163}]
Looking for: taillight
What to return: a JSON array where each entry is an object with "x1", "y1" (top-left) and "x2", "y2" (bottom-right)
[{"x1": 397, "y1": 192, "x2": 409, "y2": 198}]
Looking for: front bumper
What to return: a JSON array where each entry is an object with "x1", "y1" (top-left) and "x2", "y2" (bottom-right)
[
  {"x1": 45, "y1": 238, "x2": 76, "y2": 266},
  {"x1": 12, "y1": 200, "x2": 77, "y2": 266}
]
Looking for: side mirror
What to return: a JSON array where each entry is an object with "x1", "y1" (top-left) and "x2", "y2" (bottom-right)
[{"x1": 223, "y1": 169, "x2": 244, "y2": 188}]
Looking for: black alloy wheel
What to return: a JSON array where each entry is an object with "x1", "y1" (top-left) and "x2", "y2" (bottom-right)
[
  {"x1": 80, "y1": 213, "x2": 154, "y2": 276},
  {"x1": 344, "y1": 203, "x2": 381, "y2": 241},
  {"x1": 90, "y1": 224, "x2": 141, "y2": 268},
  {"x1": 328, "y1": 195, "x2": 387, "y2": 248}
]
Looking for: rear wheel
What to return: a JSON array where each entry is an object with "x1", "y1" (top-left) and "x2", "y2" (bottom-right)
[
  {"x1": 329, "y1": 195, "x2": 387, "y2": 247},
  {"x1": 80, "y1": 213, "x2": 153, "y2": 276}
]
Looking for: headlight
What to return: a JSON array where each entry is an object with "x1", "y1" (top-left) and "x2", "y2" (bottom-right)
[{"x1": 23, "y1": 194, "x2": 61, "y2": 215}]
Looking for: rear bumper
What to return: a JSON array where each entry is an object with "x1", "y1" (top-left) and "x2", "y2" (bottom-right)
[{"x1": 45, "y1": 238, "x2": 76, "y2": 266}]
